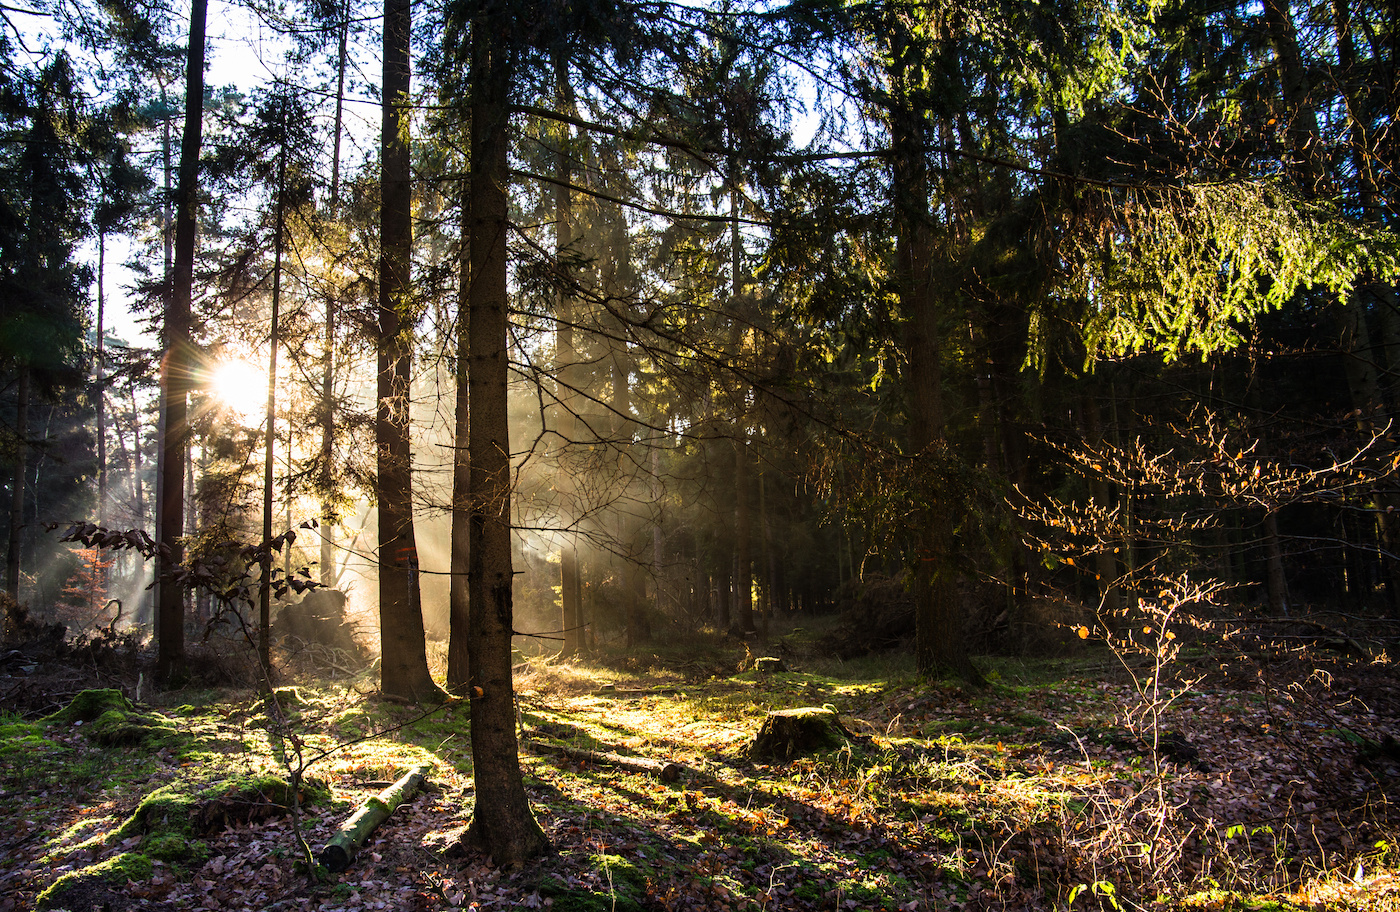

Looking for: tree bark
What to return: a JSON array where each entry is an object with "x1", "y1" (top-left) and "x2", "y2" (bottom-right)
[
  {"x1": 377, "y1": 0, "x2": 438, "y2": 701},
  {"x1": 156, "y1": 0, "x2": 207, "y2": 685},
  {"x1": 464, "y1": 18, "x2": 550, "y2": 866}
]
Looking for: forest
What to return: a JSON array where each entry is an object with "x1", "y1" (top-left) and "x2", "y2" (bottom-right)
[{"x1": 2, "y1": 0, "x2": 1399, "y2": 908}]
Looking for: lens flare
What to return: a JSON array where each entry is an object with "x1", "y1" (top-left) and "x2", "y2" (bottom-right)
[{"x1": 209, "y1": 358, "x2": 267, "y2": 421}]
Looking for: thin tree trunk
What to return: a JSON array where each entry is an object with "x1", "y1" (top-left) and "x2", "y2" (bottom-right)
[
  {"x1": 329, "y1": 0, "x2": 349, "y2": 208},
  {"x1": 554, "y1": 53, "x2": 584, "y2": 658},
  {"x1": 320, "y1": 0, "x2": 349, "y2": 585},
  {"x1": 96, "y1": 233, "x2": 108, "y2": 535},
  {"x1": 156, "y1": 0, "x2": 207, "y2": 685},
  {"x1": 734, "y1": 434, "x2": 752, "y2": 633},
  {"x1": 652, "y1": 445, "x2": 663, "y2": 612},
  {"x1": 1263, "y1": 512, "x2": 1290, "y2": 614},
  {"x1": 715, "y1": 542, "x2": 731, "y2": 631},
  {"x1": 728, "y1": 162, "x2": 754, "y2": 636},
  {"x1": 319, "y1": 295, "x2": 337, "y2": 588},
  {"x1": 448, "y1": 173, "x2": 472, "y2": 694},
  {"x1": 614, "y1": 349, "x2": 647, "y2": 646},
  {"x1": 464, "y1": 17, "x2": 550, "y2": 865},
  {"x1": 6, "y1": 367, "x2": 30, "y2": 600},
  {"x1": 259, "y1": 140, "x2": 287, "y2": 680},
  {"x1": 128, "y1": 383, "x2": 145, "y2": 525},
  {"x1": 1081, "y1": 393, "x2": 1121, "y2": 615}
]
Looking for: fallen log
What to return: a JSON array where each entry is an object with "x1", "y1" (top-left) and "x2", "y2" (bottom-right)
[
  {"x1": 595, "y1": 684, "x2": 682, "y2": 697},
  {"x1": 318, "y1": 764, "x2": 432, "y2": 873},
  {"x1": 524, "y1": 739, "x2": 685, "y2": 782}
]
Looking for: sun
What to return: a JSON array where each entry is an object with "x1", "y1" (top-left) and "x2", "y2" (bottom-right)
[{"x1": 208, "y1": 358, "x2": 267, "y2": 422}]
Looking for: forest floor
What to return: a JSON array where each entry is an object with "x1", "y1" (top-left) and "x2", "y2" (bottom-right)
[{"x1": 2, "y1": 614, "x2": 1400, "y2": 912}]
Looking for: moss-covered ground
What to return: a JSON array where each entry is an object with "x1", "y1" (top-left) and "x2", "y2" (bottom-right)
[{"x1": 1, "y1": 620, "x2": 1397, "y2": 911}]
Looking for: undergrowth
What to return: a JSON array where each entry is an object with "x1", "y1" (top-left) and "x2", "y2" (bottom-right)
[{"x1": 2, "y1": 619, "x2": 1397, "y2": 911}]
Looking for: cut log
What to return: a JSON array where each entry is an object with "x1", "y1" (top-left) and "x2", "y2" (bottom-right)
[
  {"x1": 524, "y1": 740, "x2": 685, "y2": 782},
  {"x1": 750, "y1": 706, "x2": 851, "y2": 762},
  {"x1": 318, "y1": 764, "x2": 432, "y2": 872}
]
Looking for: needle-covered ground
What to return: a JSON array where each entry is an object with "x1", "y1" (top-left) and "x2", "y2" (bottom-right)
[{"x1": 1, "y1": 617, "x2": 1398, "y2": 912}]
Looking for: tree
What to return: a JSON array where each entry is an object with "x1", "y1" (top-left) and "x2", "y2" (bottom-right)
[
  {"x1": 154, "y1": 0, "x2": 208, "y2": 685},
  {"x1": 553, "y1": 53, "x2": 587, "y2": 658},
  {"x1": 375, "y1": 0, "x2": 439, "y2": 701},
  {"x1": 460, "y1": 0, "x2": 550, "y2": 866},
  {"x1": 1, "y1": 56, "x2": 98, "y2": 603}
]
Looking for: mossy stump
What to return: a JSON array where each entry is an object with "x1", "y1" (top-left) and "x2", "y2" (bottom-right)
[
  {"x1": 749, "y1": 706, "x2": 851, "y2": 761},
  {"x1": 755, "y1": 656, "x2": 786, "y2": 673},
  {"x1": 44, "y1": 688, "x2": 132, "y2": 724}
]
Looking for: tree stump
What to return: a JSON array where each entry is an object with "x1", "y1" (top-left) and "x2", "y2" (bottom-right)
[
  {"x1": 755, "y1": 656, "x2": 786, "y2": 673},
  {"x1": 749, "y1": 707, "x2": 851, "y2": 761}
]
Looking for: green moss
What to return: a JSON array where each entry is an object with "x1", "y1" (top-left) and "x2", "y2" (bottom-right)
[
  {"x1": 0, "y1": 717, "x2": 55, "y2": 756},
  {"x1": 36, "y1": 852, "x2": 153, "y2": 908},
  {"x1": 118, "y1": 783, "x2": 197, "y2": 839},
  {"x1": 44, "y1": 689, "x2": 132, "y2": 724},
  {"x1": 590, "y1": 853, "x2": 648, "y2": 892},
  {"x1": 534, "y1": 872, "x2": 646, "y2": 912},
  {"x1": 88, "y1": 707, "x2": 180, "y2": 748},
  {"x1": 143, "y1": 833, "x2": 206, "y2": 862}
]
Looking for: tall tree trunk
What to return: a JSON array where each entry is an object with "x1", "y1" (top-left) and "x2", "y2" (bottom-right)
[
  {"x1": 554, "y1": 54, "x2": 584, "y2": 658},
  {"x1": 320, "y1": 0, "x2": 349, "y2": 584},
  {"x1": 614, "y1": 348, "x2": 648, "y2": 646},
  {"x1": 128, "y1": 383, "x2": 145, "y2": 525},
  {"x1": 156, "y1": 0, "x2": 207, "y2": 685},
  {"x1": 96, "y1": 233, "x2": 108, "y2": 534},
  {"x1": 377, "y1": 0, "x2": 437, "y2": 701},
  {"x1": 1262, "y1": 511, "x2": 1290, "y2": 614},
  {"x1": 728, "y1": 162, "x2": 753, "y2": 635},
  {"x1": 94, "y1": 231, "x2": 110, "y2": 599},
  {"x1": 258, "y1": 141, "x2": 287, "y2": 680},
  {"x1": 319, "y1": 298, "x2": 337, "y2": 587},
  {"x1": 464, "y1": 16, "x2": 549, "y2": 865},
  {"x1": 715, "y1": 540, "x2": 731, "y2": 631},
  {"x1": 651, "y1": 445, "x2": 664, "y2": 613},
  {"x1": 448, "y1": 174, "x2": 472, "y2": 693},
  {"x1": 6, "y1": 367, "x2": 30, "y2": 600},
  {"x1": 733, "y1": 434, "x2": 753, "y2": 633},
  {"x1": 888, "y1": 27, "x2": 978, "y2": 682},
  {"x1": 1330, "y1": 0, "x2": 1400, "y2": 610}
]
